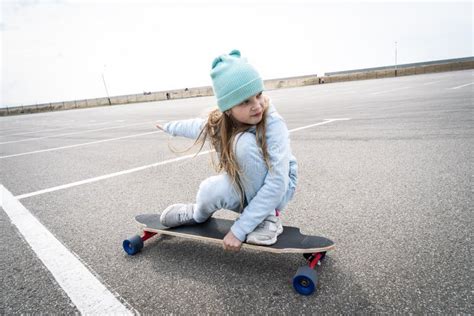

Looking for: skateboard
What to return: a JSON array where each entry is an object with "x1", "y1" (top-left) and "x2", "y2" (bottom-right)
[{"x1": 123, "y1": 213, "x2": 335, "y2": 295}]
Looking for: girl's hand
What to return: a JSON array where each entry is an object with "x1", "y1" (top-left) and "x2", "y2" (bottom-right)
[
  {"x1": 223, "y1": 231, "x2": 242, "y2": 252},
  {"x1": 156, "y1": 122, "x2": 165, "y2": 131}
]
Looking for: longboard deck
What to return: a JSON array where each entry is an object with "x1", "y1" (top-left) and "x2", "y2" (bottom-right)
[{"x1": 135, "y1": 214, "x2": 335, "y2": 254}]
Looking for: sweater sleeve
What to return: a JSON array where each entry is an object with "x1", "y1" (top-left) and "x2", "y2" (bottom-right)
[
  {"x1": 163, "y1": 118, "x2": 206, "y2": 139},
  {"x1": 230, "y1": 116, "x2": 290, "y2": 241}
]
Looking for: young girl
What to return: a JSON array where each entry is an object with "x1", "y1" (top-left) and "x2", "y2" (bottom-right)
[{"x1": 156, "y1": 50, "x2": 298, "y2": 252}]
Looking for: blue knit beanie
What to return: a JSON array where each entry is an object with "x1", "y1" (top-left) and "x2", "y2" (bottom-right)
[{"x1": 210, "y1": 49, "x2": 265, "y2": 112}]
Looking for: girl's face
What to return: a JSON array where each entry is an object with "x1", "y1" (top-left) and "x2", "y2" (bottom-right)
[{"x1": 228, "y1": 91, "x2": 265, "y2": 126}]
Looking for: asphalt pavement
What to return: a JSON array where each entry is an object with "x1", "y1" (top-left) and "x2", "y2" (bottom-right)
[{"x1": 1, "y1": 69, "x2": 473, "y2": 314}]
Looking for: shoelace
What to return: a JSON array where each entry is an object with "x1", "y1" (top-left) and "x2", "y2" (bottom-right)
[
  {"x1": 256, "y1": 220, "x2": 277, "y2": 231},
  {"x1": 178, "y1": 206, "x2": 192, "y2": 223},
  {"x1": 256, "y1": 222, "x2": 265, "y2": 229}
]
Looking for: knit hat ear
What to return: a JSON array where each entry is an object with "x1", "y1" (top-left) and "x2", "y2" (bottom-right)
[
  {"x1": 211, "y1": 56, "x2": 222, "y2": 69},
  {"x1": 228, "y1": 49, "x2": 241, "y2": 57},
  {"x1": 211, "y1": 49, "x2": 241, "y2": 69}
]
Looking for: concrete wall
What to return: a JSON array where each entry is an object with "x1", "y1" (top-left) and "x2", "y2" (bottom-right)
[
  {"x1": 264, "y1": 74, "x2": 320, "y2": 90},
  {"x1": 325, "y1": 56, "x2": 474, "y2": 76},
  {"x1": 1, "y1": 58, "x2": 473, "y2": 116},
  {"x1": 0, "y1": 86, "x2": 215, "y2": 116},
  {"x1": 320, "y1": 59, "x2": 474, "y2": 84}
]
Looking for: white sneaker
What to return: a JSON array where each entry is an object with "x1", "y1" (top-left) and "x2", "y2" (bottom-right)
[
  {"x1": 246, "y1": 215, "x2": 283, "y2": 246},
  {"x1": 160, "y1": 203, "x2": 197, "y2": 227}
]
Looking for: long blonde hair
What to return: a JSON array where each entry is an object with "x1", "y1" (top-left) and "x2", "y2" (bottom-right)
[{"x1": 185, "y1": 95, "x2": 272, "y2": 210}]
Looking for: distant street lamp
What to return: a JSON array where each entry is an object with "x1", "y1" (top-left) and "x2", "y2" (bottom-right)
[
  {"x1": 395, "y1": 41, "x2": 398, "y2": 77},
  {"x1": 102, "y1": 65, "x2": 112, "y2": 105}
]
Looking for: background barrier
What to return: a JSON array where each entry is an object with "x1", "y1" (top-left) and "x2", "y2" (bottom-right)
[{"x1": 1, "y1": 57, "x2": 472, "y2": 116}]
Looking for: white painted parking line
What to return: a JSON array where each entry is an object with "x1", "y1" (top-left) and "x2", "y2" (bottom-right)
[
  {"x1": 448, "y1": 82, "x2": 474, "y2": 90},
  {"x1": 0, "y1": 131, "x2": 162, "y2": 159},
  {"x1": 15, "y1": 150, "x2": 214, "y2": 200},
  {"x1": 289, "y1": 118, "x2": 351, "y2": 133},
  {"x1": 422, "y1": 80, "x2": 444, "y2": 86},
  {"x1": 15, "y1": 119, "x2": 350, "y2": 200},
  {"x1": 0, "y1": 121, "x2": 157, "y2": 145},
  {"x1": 0, "y1": 121, "x2": 112, "y2": 137},
  {"x1": 370, "y1": 86, "x2": 410, "y2": 95},
  {"x1": 0, "y1": 184, "x2": 134, "y2": 315}
]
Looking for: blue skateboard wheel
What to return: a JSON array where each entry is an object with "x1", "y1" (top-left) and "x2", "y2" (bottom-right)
[
  {"x1": 293, "y1": 266, "x2": 318, "y2": 295},
  {"x1": 123, "y1": 235, "x2": 143, "y2": 255}
]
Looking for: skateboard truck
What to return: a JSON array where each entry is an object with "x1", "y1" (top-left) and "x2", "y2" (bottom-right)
[{"x1": 304, "y1": 252, "x2": 326, "y2": 268}]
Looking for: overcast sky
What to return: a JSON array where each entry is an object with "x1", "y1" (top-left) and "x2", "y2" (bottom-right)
[{"x1": 1, "y1": 0, "x2": 473, "y2": 107}]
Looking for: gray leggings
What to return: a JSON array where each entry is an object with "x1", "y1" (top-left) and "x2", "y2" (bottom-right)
[{"x1": 193, "y1": 132, "x2": 296, "y2": 223}]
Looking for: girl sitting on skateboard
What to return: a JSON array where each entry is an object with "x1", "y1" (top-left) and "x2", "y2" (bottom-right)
[{"x1": 156, "y1": 50, "x2": 298, "y2": 252}]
